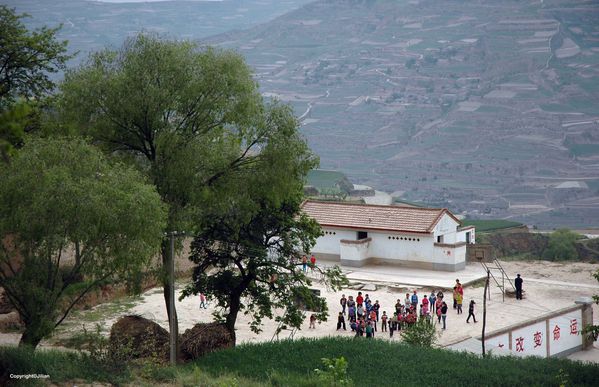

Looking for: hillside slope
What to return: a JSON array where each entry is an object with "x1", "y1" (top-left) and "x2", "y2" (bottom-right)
[{"x1": 207, "y1": 0, "x2": 599, "y2": 228}]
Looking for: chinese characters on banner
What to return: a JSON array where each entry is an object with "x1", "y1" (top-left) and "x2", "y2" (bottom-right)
[
  {"x1": 512, "y1": 321, "x2": 546, "y2": 357},
  {"x1": 485, "y1": 310, "x2": 583, "y2": 357},
  {"x1": 570, "y1": 319, "x2": 578, "y2": 335},
  {"x1": 533, "y1": 331, "x2": 543, "y2": 348},
  {"x1": 515, "y1": 336, "x2": 525, "y2": 352},
  {"x1": 549, "y1": 311, "x2": 583, "y2": 356},
  {"x1": 485, "y1": 334, "x2": 508, "y2": 352}
]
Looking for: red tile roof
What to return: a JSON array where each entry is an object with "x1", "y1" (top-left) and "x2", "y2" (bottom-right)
[{"x1": 301, "y1": 200, "x2": 460, "y2": 234}]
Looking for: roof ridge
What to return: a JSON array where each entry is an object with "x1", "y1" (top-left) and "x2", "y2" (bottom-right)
[{"x1": 304, "y1": 199, "x2": 445, "y2": 212}]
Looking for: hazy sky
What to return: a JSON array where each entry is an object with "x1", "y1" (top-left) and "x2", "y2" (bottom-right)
[{"x1": 93, "y1": 0, "x2": 223, "y2": 3}]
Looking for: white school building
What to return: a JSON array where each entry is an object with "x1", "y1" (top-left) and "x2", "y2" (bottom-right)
[{"x1": 301, "y1": 200, "x2": 475, "y2": 271}]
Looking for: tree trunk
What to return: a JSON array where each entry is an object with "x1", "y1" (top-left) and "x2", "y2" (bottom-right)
[
  {"x1": 19, "y1": 327, "x2": 43, "y2": 349},
  {"x1": 226, "y1": 293, "x2": 241, "y2": 346},
  {"x1": 161, "y1": 241, "x2": 178, "y2": 349}
]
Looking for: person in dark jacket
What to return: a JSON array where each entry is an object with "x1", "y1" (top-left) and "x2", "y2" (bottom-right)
[
  {"x1": 515, "y1": 274, "x2": 523, "y2": 300},
  {"x1": 340, "y1": 294, "x2": 347, "y2": 314},
  {"x1": 441, "y1": 302, "x2": 448, "y2": 329},
  {"x1": 337, "y1": 312, "x2": 346, "y2": 330},
  {"x1": 466, "y1": 300, "x2": 477, "y2": 323}
]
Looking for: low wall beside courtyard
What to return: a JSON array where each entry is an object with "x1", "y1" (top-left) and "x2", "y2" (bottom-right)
[{"x1": 479, "y1": 298, "x2": 594, "y2": 358}]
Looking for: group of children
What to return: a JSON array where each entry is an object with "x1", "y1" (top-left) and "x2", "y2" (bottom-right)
[
  {"x1": 334, "y1": 279, "x2": 477, "y2": 336},
  {"x1": 300, "y1": 254, "x2": 317, "y2": 272}
]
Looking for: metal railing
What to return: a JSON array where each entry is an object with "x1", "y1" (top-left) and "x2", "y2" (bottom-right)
[{"x1": 479, "y1": 258, "x2": 516, "y2": 302}]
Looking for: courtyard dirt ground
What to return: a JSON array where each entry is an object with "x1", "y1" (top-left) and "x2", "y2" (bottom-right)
[{"x1": 1, "y1": 260, "x2": 599, "y2": 362}]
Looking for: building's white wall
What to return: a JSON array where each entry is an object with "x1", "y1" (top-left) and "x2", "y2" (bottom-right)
[
  {"x1": 456, "y1": 227, "x2": 476, "y2": 244},
  {"x1": 433, "y1": 213, "x2": 460, "y2": 244},
  {"x1": 433, "y1": 243, "x2": 466, "y2": 266},
  {"x1": 312, "y1": 219, "x2": 469, "y2": 269},
  {"x1": 312, "y1": 228, "x2": 357, "y2": 256},
  {"x1": 368, "y1": 232, "x2": 434, "y2": 262},
  {"x1": 339, "y1": 239, "x2": 371, "y2": 263}
]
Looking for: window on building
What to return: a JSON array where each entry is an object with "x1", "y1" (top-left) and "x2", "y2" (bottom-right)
[
  {"x1": 466, "y1": 232, "x2": 471, "y2": 244},
  {"x1": 437, "y1": 235, "x2": 444, "y2": 243},
  {"x1": 357, "y1": 231, "x2": 368, "y2": 240}
]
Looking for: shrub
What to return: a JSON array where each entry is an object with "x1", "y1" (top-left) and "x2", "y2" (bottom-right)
[
  {"x1": 543, "y1": 229, "x2": 584, "y2": 261},
  {"x1": 314, "y1": 356, "x2": 353, "y2": 386},
  {"x1": 401, "y1": 317, "x2": 438, "y2": 347},
  {"x1": 67, "y1": 323, "x2": 132, "y2": 373}
]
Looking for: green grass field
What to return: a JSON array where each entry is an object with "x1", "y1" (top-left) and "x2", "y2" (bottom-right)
[
  {"x1": 194, "y1": 337, "x2": 599, "y2": 386},
  {"x1": 568, "y1": 144, "x2": 599, "y2": 157},
  {"x1": 4, "y1": 337, "x2": 599, "y2": 386},
  {"x1": 306, "y1": 169, "x2": 350, "y2": 191},
  {"x1": 462, "y1": 219, "x2": 524, "y2": 232}
]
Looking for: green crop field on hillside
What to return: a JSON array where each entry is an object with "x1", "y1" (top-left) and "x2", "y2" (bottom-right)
[
  {"x1": 306, "y1": 170, "x2": 350, "y2": 191},
  {"x1": 462, "y1": 219, "x2": 524, "y2": 232}
]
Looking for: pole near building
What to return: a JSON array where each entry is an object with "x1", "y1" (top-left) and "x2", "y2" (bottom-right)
[
  {"x1": 166, "y1": 231, "x2": 184, "y2": 365},
  {"x1": 482, "y1": 269, "x2": 490, "y2": 358}
]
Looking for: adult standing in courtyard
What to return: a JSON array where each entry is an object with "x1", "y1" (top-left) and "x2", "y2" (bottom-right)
[
  {"x1": 340, "y1": 294, "x2": 347, "y2": 315},
  {"x1": 515, "y1": 274, "x2": 523, "y2": 300}
]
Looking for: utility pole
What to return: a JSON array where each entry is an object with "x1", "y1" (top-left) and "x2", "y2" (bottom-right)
[
  {"x1": 166, "y1": 231, "x2": 184, "y2": 365},
  {"x1": 482, "y1": 269, "x2": 490, "y2": 358}
]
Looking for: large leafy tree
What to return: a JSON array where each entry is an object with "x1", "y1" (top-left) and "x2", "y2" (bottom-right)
[
  {"x1": 0, "y1": 6, "x2": 71, "y2": 161},
  {"x1": 181, "y1": 104, "x2": 347, "y2": 344},
  {"x1": 0, "y1": 6, "x2": 70, "y2": 105},
  {"x1": 58, "y1": 33, "x2": 274, "y2": 343},
  {"x1": 542, "y1": 229, "x2": 583, "y2": 261},
  {"x1": 0, "y1": 137, "x2": 166, "y2": 348},
  {"x1": 0, "y1": 101, "x2": 32, "y2": 163}
]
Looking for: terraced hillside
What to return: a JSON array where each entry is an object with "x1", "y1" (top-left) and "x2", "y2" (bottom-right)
[
  {"x1": 206, "y1": 0, "x2": 599, "y2": 228},
  {"x1": 7, "y1": 0, "x2": 315, "y2": 67}
]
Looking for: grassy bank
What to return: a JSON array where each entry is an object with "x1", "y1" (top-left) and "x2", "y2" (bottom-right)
[
  {"x1": 192, "y1": 337, "x2": 599, "y2": 386},
  {"x1": 0, "y1": 346, "x2": 130, "y2": 386},
  {"x1": 3, "y1": 337, "x2": 599, "y2": 386}
]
